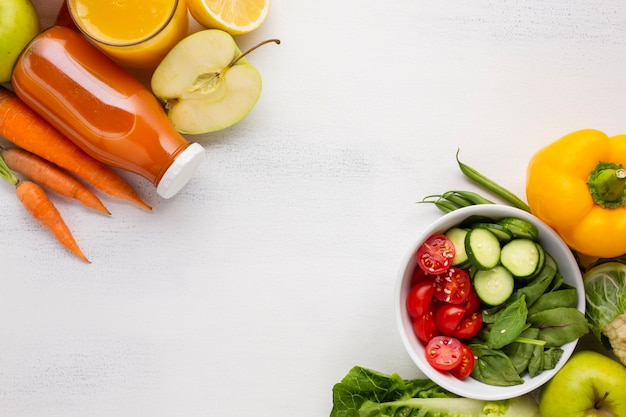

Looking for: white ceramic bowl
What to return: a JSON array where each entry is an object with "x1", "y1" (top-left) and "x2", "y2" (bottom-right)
[{"x1": 395, "y1": 205, "x2": 585, "y2": 400}]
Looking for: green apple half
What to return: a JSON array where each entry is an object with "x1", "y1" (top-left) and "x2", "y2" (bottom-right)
[
  {"x1": 0, "y1": 0, "x2": 40, "y2": 83},
  {"x1": 539, "y1": 350, "x2": 626, "y2": 417},
  {"x1": 151, "y1": 29, "x2": 279, "y2": 135}
]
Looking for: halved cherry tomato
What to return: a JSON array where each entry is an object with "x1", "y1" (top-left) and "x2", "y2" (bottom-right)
[
  {"x1": 452, "y1": 312, "x2": 483, "y2": 339},
  {"x1": 450, "y1": 344, "x2": 475, "y2": 379},
  {"x1": 416, "y1": 234, "x2": 455, "y2": 275},
  {"x1": 425, "y1": 336, "x2": 464, "y2": 371},
  {"x1": 406, "y1": 280, "x2": 435, "y2": 318},
  {"x1": 434, "y1": 303, "x2": 466, "y2": 335},
  {"x1": 433, "y1": 267, "x2": 471, "y2": 304},
  {"x1": 412, "y1": 304, "x2": 439, "y2": 343}
]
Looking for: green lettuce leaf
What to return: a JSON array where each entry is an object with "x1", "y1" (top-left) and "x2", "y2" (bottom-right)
[{"x1": 330, "y1": 366, "x2": 539, "y2": 417}]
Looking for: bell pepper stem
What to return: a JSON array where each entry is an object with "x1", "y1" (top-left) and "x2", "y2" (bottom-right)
[{"x1": 587, "y1": 162, "x2": 626, "y2": 209}]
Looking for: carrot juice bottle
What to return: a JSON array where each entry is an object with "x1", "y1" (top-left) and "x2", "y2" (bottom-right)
[{"x1": 11, "y1": 25, "x2": 204, "y2": 199}]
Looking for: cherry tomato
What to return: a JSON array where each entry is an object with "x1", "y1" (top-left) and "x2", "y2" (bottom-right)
[
  {"x1": 433, "y1": 267, "x2": 471, "y2": 304},
  {"x1": 411, "y1": 265, "x2": 433, "y2": 285},
  {"x1": 463, "y1": 286, "x2": 482, "y2": 316},
  {"x1": 434, "y1": 303, "x2": 466, "y2": 335},
  {"x1": 424, "y1": 336, "x2": 464, "y2": 371},
  {"x1": 406, "y1": 280, "x2": 435, "y2": 318},
  {"x1": 416, "y1": 234, "x2": 455, "y2": 275},
  {"x1": 412, "y1": 304, "x2": 439, "y2": 343},
  {"x1": 450, "y1": 344, "x2": 475, "y2": 379},
  {"x1": 452, "y1": 312, "x2": 483, "y2": 339}
]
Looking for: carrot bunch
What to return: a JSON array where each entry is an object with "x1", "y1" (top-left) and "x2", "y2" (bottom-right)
[
  {"x1": 0, "y1": 150, "x2": 89, "y2": 263},
  {"x1": 0, "y1": 86, "x2": 153, "y2": 262}
]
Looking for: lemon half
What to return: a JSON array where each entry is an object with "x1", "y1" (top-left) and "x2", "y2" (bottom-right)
[{"x1": 187, "y1": 0, "x2": 270, "y2": 35}]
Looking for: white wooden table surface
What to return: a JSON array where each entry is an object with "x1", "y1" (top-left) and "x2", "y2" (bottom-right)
[{"x1": 1, "y1": 1, "x2": 624, "y2": 416}]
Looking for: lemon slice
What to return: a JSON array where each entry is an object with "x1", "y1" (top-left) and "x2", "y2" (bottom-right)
[{"x1": 187, "y1": 0, "x2": 270, "y2": 35}]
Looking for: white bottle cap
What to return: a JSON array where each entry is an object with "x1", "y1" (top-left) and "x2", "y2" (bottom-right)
[{"x1": 156, "y1": 142, "x2": 205, "y2": 199}]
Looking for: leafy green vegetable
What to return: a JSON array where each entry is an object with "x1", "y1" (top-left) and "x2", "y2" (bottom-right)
[
  {"x1": 502, "y1": 328, "x2": 540, "y2": 375},
  {"x1": 508, "y1": 267, "x2": 555, "y2": 308},
  {"x1": 541, "y1": 347, "x2": 563, "y2": 372},
  {"x1": 583, "y1": 262, "x2": 626, "y2": 366},
  {"x1": 527, "y1": 345, "x2": 543, "y2": 378},
  {"x1": 331, "y1": 366, "x2": 451, "y2": 417},
  {"x1": 469, "y1": 345, "x2": 524, "y2": 386},
  {"x1": 528, "y1": 346, "x2": 563, "y2": 378},
  {"x1": 330, "y1": 366, "x2": 540, "y2": 417},
  {"x1": 487, "y1": 296, "x2": 528, "y2": 349},
  {"x1": 527, "y1": 289, "x2": 577, "y2": 315},
  {"x1": 583, "y1": 262, "x2": 626, "y2": 340},
  {"x1": 528, "y1": 307, "x2": 590, "y2": 347}
]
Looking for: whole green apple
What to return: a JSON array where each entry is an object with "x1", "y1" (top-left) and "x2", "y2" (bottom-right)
[
  {"x1": 539, "y1": 350, "x2": 626, "y2": 417},
  {"x1": 0, "y1": 0, "x2": 40, "y2": 83}
]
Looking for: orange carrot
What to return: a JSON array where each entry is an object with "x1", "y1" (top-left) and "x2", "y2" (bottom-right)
[
  {"x1": 1, "y1": 146, "x2": 111, "y2": 215},
  {"x1": 16, "y1": 180, "x2": 90, "y2": 263},
  {"x1": 0, "y1": 153, "x2": 89, "y2": 262},
  {"x1": 0, "y1": 86, "x2": 152, "y2": 211}
]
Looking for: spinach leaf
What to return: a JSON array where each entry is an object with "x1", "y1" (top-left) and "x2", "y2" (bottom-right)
[
  {"x1": 469, "y1": 344, "x2": 524, "y2": 386},
  {"x1": 527, "y1": 346, "x2": 563, "y2": 377},
  {"x1": 542, "y1": 347, "x2": 564, "y2": 371},
  {"x1": 547, "y1": 273, "x2": 567, "y2": 292},
  {"x1": 527, "y1": 288, "x2": 578, "y2": 316},
  {"x1": 480, "y1": 306, "x2": 503, "y2": 325},
  {"x1": 527, "y1": 345, "x2": 543, "y2": 378},
  {"x1": 502, "y1": 328, "x2": 540, "y2": 375},
  {"x1": 509, "y1": 268, "x2": 555, "y2": 308},
  {"x1": 528, "y1": 307, "x2": 590, "y2": 347},
  {"x1": 488, "y1": 296, "x2": 528, "y2": 349}
]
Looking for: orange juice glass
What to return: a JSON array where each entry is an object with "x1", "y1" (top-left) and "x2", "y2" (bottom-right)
[{"x1": 66, "y1": 0, "x2": 188, "y2": 68}]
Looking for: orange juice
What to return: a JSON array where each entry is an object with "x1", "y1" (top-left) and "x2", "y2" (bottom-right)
[
  {"x1": 12, "y1": 26, "x2": 204, "y2": 199},
  {"x1": 67, "y1": 0, "x2": 189, "y2": 68}
]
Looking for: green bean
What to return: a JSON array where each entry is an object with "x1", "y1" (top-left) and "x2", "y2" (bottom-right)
[
  {"x1": 446, "y1": 190, "x2": 495, "y2": 205},
  {"x1": 418, "y1": 195, "x2": 461, "y2": 213},
  {"x1": 441, "y1": 191, "x2": 475, "y2": 208},
  {"x1": 456, "y1": 149, "x2": 531, "y2": 212},
  {"x1": 433, "y1": 199, "x2": 460, "y2": 213},
  {"x1": 419, "y1": 189, "x2": 496, "y2": 213}
]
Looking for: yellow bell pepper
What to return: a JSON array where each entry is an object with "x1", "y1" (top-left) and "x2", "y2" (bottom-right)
[{"x1": 526, "y1": 129, "x2": 626, "y2": 258}]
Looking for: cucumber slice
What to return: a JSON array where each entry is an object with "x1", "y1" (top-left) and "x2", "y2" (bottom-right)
[
  {"x1": 532, "y1": 241, "x2": 545, "y2": 278},
  {"x1": 473, "y1": 265, "x2": 514, "y2": 306},
  {"x1": 523, "y1": 252, "x2": 557, "y2": 284},
  {"x1": 500, "y1": 238, "x2": 543, "y2": 278},
  {"x1": 472, "y1": 222, "x2": 513, "y2": 243},
  {"x1": 445, "y1": 227, "x2": 469, "y2": 266},
  {"x1": 497, "y1": 217, "x2": 539, "y2": 240},
  {"x1": 465, "y1": 228, "x2": 501, "y2": 269}
]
